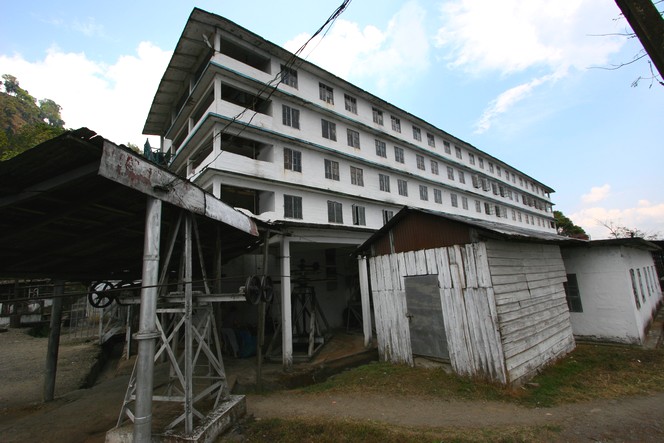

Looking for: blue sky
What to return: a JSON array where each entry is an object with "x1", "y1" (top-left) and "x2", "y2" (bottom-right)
[{"x1": 1, "y1": 0, "x2": 662, "y2": 239}]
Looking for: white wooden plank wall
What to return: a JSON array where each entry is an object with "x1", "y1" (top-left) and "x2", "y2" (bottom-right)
[
  {"x1": 485, "y1": 241, "x2": 575, "y2": 385},
  {"x1": 369, "y1": 243, "x2": 507, "y2": 383}
]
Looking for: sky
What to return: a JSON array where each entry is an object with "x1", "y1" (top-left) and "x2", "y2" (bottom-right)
[{"x1": 1, "y1": 0, "x2": 662, "y2": 239}]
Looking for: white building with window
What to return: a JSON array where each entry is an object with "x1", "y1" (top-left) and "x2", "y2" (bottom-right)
[
  {"x1": 561, "y1": 239, "x2": 663, "y2": 345},
  {"x1": 143, "y1": 8, "x2": 559, "y2": 366}
]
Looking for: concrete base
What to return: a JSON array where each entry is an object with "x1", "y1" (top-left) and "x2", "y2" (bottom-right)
[{"x1": 105, "y1": 395, "x2": 246, "y2": 443}]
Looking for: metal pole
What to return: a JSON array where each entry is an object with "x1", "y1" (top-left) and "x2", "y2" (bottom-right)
[
  {"x1": 184, "y1": 214, "x2": 194, "y2": 434},
  {"x1": 256, "y1": 229, "x2": 270, "y2": 392},
  {"x1": 43, "y1": 280, "x2": 64, "y2": 402},
  {"x1": 133, "y1": 197, "x2": 162, "y2": 443}
]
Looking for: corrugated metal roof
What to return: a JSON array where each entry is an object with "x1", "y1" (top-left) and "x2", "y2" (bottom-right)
[
  {"x1": 356, "y1": 206, "x2": 584, "y2": 256},
  {"x1": 0, "y1": 129, "x2": 261, "y2": 280}
]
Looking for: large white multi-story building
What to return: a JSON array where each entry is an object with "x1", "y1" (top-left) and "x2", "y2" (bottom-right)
[{"x1": 143, "y1": 8, "x2": 558, "y2": 365}]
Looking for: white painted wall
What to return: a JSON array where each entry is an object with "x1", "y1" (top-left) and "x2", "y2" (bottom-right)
[{"x1": 561, "y1": 245, "x2": 663, "y2": 344}]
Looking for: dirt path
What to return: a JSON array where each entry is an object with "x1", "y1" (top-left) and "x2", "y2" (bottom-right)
[
  {"x1": 246, "y1": 391, "x2": 664, "y2": 442},
  {"x1": 1, "y1": 328, "x2": 663, "y2": 442}
]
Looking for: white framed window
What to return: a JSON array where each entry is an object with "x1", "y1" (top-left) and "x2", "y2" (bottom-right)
[
  {"x1": 462, "y1": 196, "x2": 468, "y2": 210},
  {"x1": 450, "y1": 193, "x2": 458, "y2": 207},
  {"x1": 443, "y1": 140, "x2": 451, "y2": 154},
  {"x1": 372, "y1": 107, "x2": 383, "y2": 125},
  {"x1": 427, "y1": 133, "x2": 435, "y2": 147},
  {"x1": 350, "y1": 166, "x2": 364, "y2": 186},
  {"x1": 412, "y1": 126, "x2": 422, "y2": 141},
  {"x1": 321, "y1": 119, "x2": 336, "y2": 141},
  {"x1": 479, "y1": 158, "x2": 484, "y2": 169},
  {"x1": 344, "y1": 94, "x2": 357, "y2": 114},
  {"x1": 484, "y1": 202, "x2": 493, "y2": 215},
  {"x1": 394, "y1": 146, "x2": 404, "y2": 163},
  {"x1": 455, "y1": 146, "x2": 462, "y2": 159},
  {"x1": 458, "y1": 170, "x2": 465, "y2": 184},
  {"x1": 489, "y1": 162, "x2": 494, "y2": 173},
  {"x1": 416, "y1": 154, "x2": 425, "y2": 170},
  {"x1": 391, "y1": 115, "x2": 401, "y2": 132},
  {"x1": 398, "y1": 179, "x2": 408, "y2": 196},
  {"x1": 468, "y1": 153, "x2": 475, "y2": 165},
  {"x1": 283, "y1": 148, "x2": 302, "y2": 172},
  {"x1": 327, "y1": 200, "x2": 343, "y2": 223},
  {"x1": 282, "y1": 104, "x2": 300, "y2": 129},
  {"x1": 447, "y1": 166, "x2": 454, "y2": 180},
  {"x1": 324, "y1": 159, "x2": 339, "y2": 180},
  {"x1": 434, "y1": 188, "x2": 442, "y2": 204},
  {"x1": 280, "y1": 65, "x2": 298, "y2": 88},
  {"x1": 352, "y1": 205, "x2": 366, "y2": 226},
  {"x1": 475, "y1": 200, "x2": 481, "y2": 212},
  {"x1": 379, "y1": 174, "x2": 390, "y2": 192},
  {"x1": 284, "y1": 194, "x2": 302, "y2": 219},
  {"x1": 497, "y1": 166, "x2": 502, "y2": 177},
  {"x1": 347, "y1": 129, "x2": 360, "y2": 148},
  {"x1": 419, "y1": 185, "x2": 428, "y2": 201},
  {"x1": 430, "y1": 160, "x2": 439, "y2": 175},
  {"x1": 375, "y1": 139, "x2": 387, "y2": 157},
  {"x1": 319, "y1": 83, "x2": 334, "y2": 104}
]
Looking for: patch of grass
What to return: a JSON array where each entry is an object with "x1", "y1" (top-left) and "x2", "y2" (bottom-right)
[
  {"x1": 297, "y1": 344, "x2": 664, "y2": 408},
  {"x1": 518, "y1": 344, "x2": 664, "y2": 407},
  {"x1": 228, "y1": 417, "x2": 561, "y2": 443}
]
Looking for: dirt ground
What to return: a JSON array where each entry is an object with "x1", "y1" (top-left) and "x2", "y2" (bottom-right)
[{"x1": 1, "y1": 327, "x2": 663, "y2": 442}]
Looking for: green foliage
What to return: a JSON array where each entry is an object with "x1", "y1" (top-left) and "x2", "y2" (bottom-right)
[
  {"x1": 1, "y1": 74, "x2": 66, "y2": 160},
  {"x1": 553, "y1": 210, "x2": 588, "y2": 239}
]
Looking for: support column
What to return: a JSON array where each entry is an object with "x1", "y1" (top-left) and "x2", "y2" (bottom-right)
[
  {"x1": 357, "y1": 256, "x2": 373, "y2": 348},
  {"x1": 183, "y1": 214, "x2": 194, "y2": 433},
  {"x1": 280, "y1": 236, "x2": 292, "y2": 369},
  {"x1": 43, "y1": 280, "x2": 64, "y2": 402},
  {"x1": 133, "y1": 197, "x2": 162, "y2": 443}
]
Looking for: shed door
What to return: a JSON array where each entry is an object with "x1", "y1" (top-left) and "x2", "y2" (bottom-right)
[{"x1": 404, "y1": 275, "x2": 449, "y2": 360}]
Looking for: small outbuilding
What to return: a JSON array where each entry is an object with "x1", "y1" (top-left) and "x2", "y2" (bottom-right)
[
  {"x1": 560, "y1": 238, "x2": 663, "y2": 345},
  {"x1": 356, "y1": 207, "x2": 579, "y2": 386}
]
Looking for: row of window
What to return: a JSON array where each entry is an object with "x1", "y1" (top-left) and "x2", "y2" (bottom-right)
[
  {"x1": 630, "y1": 265, "x2": 659, "y2": 310},
  {"x1": 277, "y1": 64, "x2": 550, "y2": 198},
  {"x1": 282, "y1": 185, "x2": 553, "y2": 229},
  {"x1": 284, "y1": 146, "x2": 552, "y2": 219},
  {"x1": 280, "y1": 102, "x2": 549, "y2": 202}
]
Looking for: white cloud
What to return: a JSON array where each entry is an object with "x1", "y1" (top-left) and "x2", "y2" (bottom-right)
[
  {"x1": 475, "y1": 73, "x2": 557, "y2": 133},
  {"x1": 435, "y1": 0, "x2": 625, "y2": 131},
  {"x1": 581, "y1": 184, "x2": 611, "y2": 203},
  {"x1": 570, "y1": 201, "x2": 664, "y2": 240},
  {"x1": 284, "y1": 1, "x2": 429, "y2": 90},
  {"x1": 0, "y1": 42, "x2": 171, "y2": 146}
]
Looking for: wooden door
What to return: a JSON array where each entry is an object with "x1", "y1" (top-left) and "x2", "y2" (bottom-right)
[{"x1": 404, "y1": 274, "x2": 449, "y2": 360}]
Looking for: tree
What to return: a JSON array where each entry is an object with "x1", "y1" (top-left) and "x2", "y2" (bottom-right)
[
  {"x1": 0, "y1": 74, "x2": 66, "y2": 160},
  {"x1": 38, "y1": 99, "x2": 65, "y2": 128},
  {"x1": 600, "y1": 220, "x2": 661, "y2": 240},
  {"x1": 554, "y1": 210, "x2": 589, "y2": 239}
]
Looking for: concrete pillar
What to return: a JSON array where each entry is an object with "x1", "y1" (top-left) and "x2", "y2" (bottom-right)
[
  {"x1": 280, "y1": 236, "x2": 292, "y2": 369},
  {"x1": 357, "y1": 256, "x2": 373, "y2": 348}
]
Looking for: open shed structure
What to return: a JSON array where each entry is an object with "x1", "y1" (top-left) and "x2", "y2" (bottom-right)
[
  {"x1": 560, "y1": 238, "x2": 663, "y2": 345},
  {"x1": 357, "y1": 207, "x2": 578, "y2": 385},
  {"x1": 0, "y1": 129, "x2": 261, "y2": 442}
]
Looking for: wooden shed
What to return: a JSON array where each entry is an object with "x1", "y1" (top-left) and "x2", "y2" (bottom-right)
[{"x1": 357, "y1": 207, "x2": 579, "y2": 385}]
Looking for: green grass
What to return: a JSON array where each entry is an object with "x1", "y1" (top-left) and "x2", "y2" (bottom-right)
[
  {"x1": 231, "y1": 417, "x2": 561, "y2": 443},
  {"x1": 224, "y1": 344, "x2": 664, "y2": 442},
  {"x1": 299, "y1": 344, "x2": 664, "y2": 407}
]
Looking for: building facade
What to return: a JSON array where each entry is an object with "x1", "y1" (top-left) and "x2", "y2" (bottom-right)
[
  {"x1": 561, "y1": 239, "x2": 663, "y2": 345},
  {"x1": 144, "y1": 8, "x2": 559, "y2": 366}
]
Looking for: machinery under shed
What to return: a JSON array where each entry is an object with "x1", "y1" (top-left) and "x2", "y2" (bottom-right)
[{"x1": 0, "y1": 128, "x2": 263, "y2": 442}]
